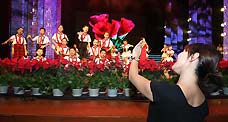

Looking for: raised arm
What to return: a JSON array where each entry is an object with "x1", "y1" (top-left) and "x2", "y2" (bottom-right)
[
  {"x1": 1, "y1": 38, "x2": 12, "y2": 45},
  {"x1": 129, "y1": 42, "x2": 153, "y2": 101}
]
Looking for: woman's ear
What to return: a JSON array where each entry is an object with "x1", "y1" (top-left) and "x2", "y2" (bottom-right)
[{"x1": 190, "y1": 52, "x2": 199, "y2": 62}]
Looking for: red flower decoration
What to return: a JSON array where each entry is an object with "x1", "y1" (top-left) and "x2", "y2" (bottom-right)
[
  {"x1": 92, "y1": 20, "x2": 120, "y2": 39},
  {"x1": 89, "y1": 14, "x2": 109, "y2": 27},
  {"x1": 218, "y1": 60, "x2": 228, "y2": 69},
  {"x1": 118, "y1": 18, "x2": 135, "y2": 36},
  {"x1": 89, "y1": 14, "x2": 134, "y2": 40}
]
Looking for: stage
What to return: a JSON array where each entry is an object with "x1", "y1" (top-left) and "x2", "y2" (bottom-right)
[{"x1": 0, "y1": 97, "x2": 228, "y2": 122}]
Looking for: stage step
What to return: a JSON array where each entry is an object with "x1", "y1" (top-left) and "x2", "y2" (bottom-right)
[{"x1": 148, "y1": 54, "x2": 162, "y2": 62}]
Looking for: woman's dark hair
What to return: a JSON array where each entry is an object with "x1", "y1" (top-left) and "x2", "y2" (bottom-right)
[{"x1": 184, "y1": 43, "x2": 223, "y2": 94}]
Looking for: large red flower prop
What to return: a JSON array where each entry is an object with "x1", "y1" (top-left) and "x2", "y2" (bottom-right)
[
  {"x1": 118, "y1": 18, "x2": 135, "y2": 36},
  {"x1": 89, "y1": 14, "x2": 134, "y2": 40},
  {"x1": 89, "y1": 14, "x2": 109, "y2": 27}
]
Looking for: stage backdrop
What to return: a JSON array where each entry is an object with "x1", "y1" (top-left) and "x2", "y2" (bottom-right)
[{"x1": 10, "y1": 0, "x2": 62, "y2": 59}]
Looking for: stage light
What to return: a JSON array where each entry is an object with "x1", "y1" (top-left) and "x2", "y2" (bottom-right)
[
  {"x1": 187, "y1": 18, "x2": 192, "y2": 22},
  {"x1": 164, "y1": 35, "x2": 167, "y2": 38},
  {"x1": 221, "y1": 6, "x2": 226, "y2": 12},
  {"x1": 164, "y1": 26, "x2": 166, "y2": 29},
  {"x1": 187, "y1": 30, "x2": 192, "y2": 34},
  {"x1": 187, "y1": 38, "x2": 191, "y2": 41},
  {"x1": 221, "y1": 32, "x2": 226, "y2": 37},
  {"x1": 221, "y1": 22, "x2": 226, "y2": 27}
]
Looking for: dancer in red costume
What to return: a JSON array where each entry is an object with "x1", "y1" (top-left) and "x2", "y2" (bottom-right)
[
  {"x1": 139, "y1": 37, "x2": 149, "y2": 63},
  {"x1": 2, "y1": 27, "x2": 28, "y2": 59},
  {"x1": 52, "y1": 25, "x2": 69, "y2": 59}
]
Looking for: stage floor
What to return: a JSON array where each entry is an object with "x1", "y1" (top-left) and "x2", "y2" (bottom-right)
[{"x1": 0, "y1": 96, "x2": 228, "y2": 122}]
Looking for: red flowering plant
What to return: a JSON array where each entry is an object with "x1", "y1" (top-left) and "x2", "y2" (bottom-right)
[
  {"x1": 138, "y1": 59, "x2": 162, "y2": 81},
  {"x1": 218, "y1": 59, "x2": 228, "y2": 86},
  {"x1": 138, "y1": 59, "x2": 178, "y2": 83},
  {"x1": 89, "y1": 14, "x2": 135, "y2": 50}
]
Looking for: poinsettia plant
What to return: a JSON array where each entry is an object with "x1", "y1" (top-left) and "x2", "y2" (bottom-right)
[{"x1": 218, "y1": 59, "x2": 228, "y2": 87}]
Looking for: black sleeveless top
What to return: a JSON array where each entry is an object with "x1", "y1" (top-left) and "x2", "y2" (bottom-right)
[{"x1": 148, "y1": 81, "x2": 208, "y2": 122}]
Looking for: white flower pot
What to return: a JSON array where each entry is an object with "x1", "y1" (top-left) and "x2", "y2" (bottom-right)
[
  {"x1": 13, "y1": 87, "x2": 24, "y2": 95},
  {"x1": 53, "y1": 89, "x2": 64, "y2": 96},
  {"x1": 0, "y1": 85, "x2": 8, "y2": 94},
  {"x1": 32, "y1": 88, "x2": 42, "y2": 96},
  {"x1": 210, "y1": 90, "x2": 220, "y2": 96},
  {"x1": 108, "y1": 89, "x2": 117, "y2": 97},
  {"x1": 72, "y1": 88, "x2": 82, "y2": 97},
  {"x1": 89, "y1": 88, "x2": 99, "y2": 97},
  {"x1": 124, "y1": 88, "x2": 130, "y2": 97},
  {"x1": 223, "y1": 87, "x2": 228, "y2": 95}
]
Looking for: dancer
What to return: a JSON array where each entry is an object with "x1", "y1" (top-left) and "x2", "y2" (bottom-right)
[
  {"x1": 53, "y1": 38, "x2": 70, "y2": 59},
  {"x1": 94, "y1": 49, "x2": 110, "y2": 65},
  {"x1": 121, "y1": 40, "x2": 133, "y2": 59},
  {"x1": 32, "y1": 48, "x2": 46, "y2": 62},
  {"x1": 161, "y1": 44, "x2": 168, "y2": 62},
  {"x1": 100, "y1": 32, "x2": 113, "y2": 59},
  {"x1": 64, "y1": 48, "x2": 80, "y2": 63},
  {"x1": 27, "y1": 27, "x2": 50, "y2": 57},
  {"x1": 2, "y1": 27, "x2": 28, "y2": 58},
  {"x1": 88, "y1": 39, "x2": 101, "y2": 60},
  {"x1": 139, "y1": 37, "x2": 149, "y2": 62},
  {"x1": 52, "y1": 25, "x2": 69, "y2": 59},
  {"x1": 100, "y1": 32, "x2": 113, "y2": 51},
  {"x1": 77, "y1": 25, "x2": 91, "y2": 59},
  {"x1": 163, "y1": 45, "x2": 174, "y2": 62}
]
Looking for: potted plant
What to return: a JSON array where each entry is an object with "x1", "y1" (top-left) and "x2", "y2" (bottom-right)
[
  {"x1": 96, "y1": 70, "x2": 108, "y2": 94},
  {"x1": 68, "y1": 70, "x2": 85, "y2": 97},
  {"x1": 107, "y1": 71, "x2": 120, "y2": 97},
  {"x1": 88, "y1": 74, "x2": 102, "y2": 97},
  {"x1": 0, "y1": 73, "x2": 12, "y2": 94},
  {"x1": 11, "y1": 73, "x2": 25, "y2": 95},
  {"x1": 48, "y1": 75, "x2": 69, "y2": 97},
  {"x1": 223, "y1": 70, "x2": 228, "y2": 95},
  {"x1": 120, "y1": 76, "x2": 131, "y2": 97}
]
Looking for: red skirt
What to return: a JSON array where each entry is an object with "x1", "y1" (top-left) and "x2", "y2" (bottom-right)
[{"x1": 13, "y1": 44, "x2": 25, "y2": 58}]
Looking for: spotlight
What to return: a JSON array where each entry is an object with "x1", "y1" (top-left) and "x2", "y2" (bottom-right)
[
  {"x1": 221, "y1": 22, "x2": 226, "y2": 27},
  {"x1": 164, "y1": 26, "x2": 166, "y2": 29},
  {"x1": 221, "y1": 32, "x2": 227, "y2": 37},
  {"x1": 221, "y1": 6, "x2": 226, "y2": 12},
  {"x1": 187, "y1": 18, "x2": 192, "y2": 22},
  {"x1": 187, "y1": 38, "x2": 191, "y2": 41},
  {"x1": 187, "y1": 30, "x2": 192, "y2": 34}
]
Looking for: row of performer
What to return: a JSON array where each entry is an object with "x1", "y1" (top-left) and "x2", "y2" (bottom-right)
[
  {"x1": 1, "y1": 25, "x2": 174, "y2": 62},
  {"x1": 1, "y1": 25, "x2": 148, "y2": 60}
]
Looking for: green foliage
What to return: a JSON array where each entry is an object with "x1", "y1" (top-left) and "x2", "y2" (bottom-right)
[
  {"x1": 0, "y1": 73, "x2": 12, "y2": 86},
  {"x1": 107, "y1": 70, "x2": 121, "y2": 89},
  {"x1": 222, "y1": 69, "x2": 228, "y2": 87},
  {"x1": 140, "y1": 70, "x2": 164, "y2": 81},
  {"x1": 119, "y1": 76, "x2": 131, "y2": 88},
  {"x1": 68, "y1": 69, "x2": 85, "y2": 89}
]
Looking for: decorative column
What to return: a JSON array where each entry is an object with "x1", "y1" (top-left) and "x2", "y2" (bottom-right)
[
  {"x1": 10, "y1": 0, "x2": 29, "y2": 36},
  {"x1": 43, "y1": 0, "x2": 62, "y2": 59},
  {"x1": 27, "y1": 0, "x2": 38, "y2": 57},
  {"x1": 224, "y1": 1, "x2": 228, "y2": 60}
]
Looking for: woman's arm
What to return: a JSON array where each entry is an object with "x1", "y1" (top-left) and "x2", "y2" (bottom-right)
[
  {"x1": 129, "y1": 42, "x2": 153, "y2": 101},
  {"x1": 129, "y1": 60, "x2": 153, "y2": 101}
]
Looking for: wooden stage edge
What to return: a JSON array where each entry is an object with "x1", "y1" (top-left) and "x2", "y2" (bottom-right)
[{"x1": 0, "y1": 97, "x2": 228, "y2": 122}]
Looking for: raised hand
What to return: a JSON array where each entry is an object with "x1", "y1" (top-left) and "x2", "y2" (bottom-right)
[
  {"x1": 132, "y1": 41, "x2": 142, "y2": 60},
  {"x1": 26, "y1": 34, "x2": 33, "y2": 41}
]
